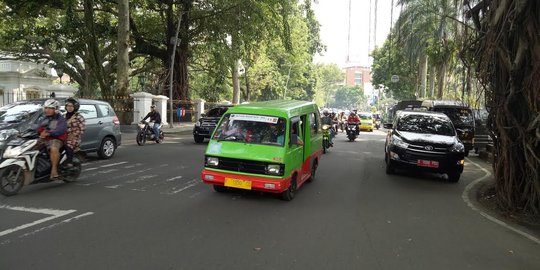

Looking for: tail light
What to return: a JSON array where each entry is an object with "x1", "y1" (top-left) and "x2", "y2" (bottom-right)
[{"x1": 112, "y1": 116, "x2": 120, "y2": 125}]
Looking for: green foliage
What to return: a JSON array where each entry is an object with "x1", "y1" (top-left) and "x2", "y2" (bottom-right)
[
  {"x1": 312, "y1": 63, "x2": 344, "y2": 106},
  {"x1": 331, "y1": 85, "x2": 365, "y2": 109}
]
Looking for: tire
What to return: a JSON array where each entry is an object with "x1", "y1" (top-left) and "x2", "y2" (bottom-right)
[
  {"x1": 136, "y1": 131, "x2": 146, "y2": 146},
  {"x1": 385, "y1": 153, "x2": 395, "y2": 175},
  {"x1": 98, "y1": 137, "x2": 116, "y2": 159},
  {"x1": 213, "y1": 185, "x2": 227, "y2": 193},
  {"x1": 474, "y1": 147, "x2": 479, "y2": 154},
  {"x1": 281, "y1": 175, "x2": 297, "y2": 201},
  {"x1": 62, "y1": 161, "x2": 82, "y2": 183},
  {"x1": 322, "y1": 140, "x2": 328, "y2": 154},
  {"x1": 194, "y1": 135, "x2": 205, "y2": 143},
  {"x1": 448, "y1": 172, "x2": 461, "y2": 183},
  {"x1": 307, "y1": 160, "x2": 318, "y2": 183},
  {"x1": 0, "y1": 165, "x2": 24, "y2": 196}
]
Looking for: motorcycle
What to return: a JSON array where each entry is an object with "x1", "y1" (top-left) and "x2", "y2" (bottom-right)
[
  {"x1": 136, "y1": 121, "x2": 164, "y2": 146},
  {"x1": 346, "y1": 123, "x2": 359, "y2": 142},
  {"x1": 322, "y1": 124, "x2": 333, "y2": 154},
  {"x1": 0, "y1": 130, "x2": 82, "y2": 196},
  {"x1": 375, "y1": 119, "x2": 381, "y2": 130}
]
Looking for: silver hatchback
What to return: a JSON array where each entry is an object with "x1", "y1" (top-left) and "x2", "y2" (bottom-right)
[{"x1": 0, "y1": 98, "x2": 122, "y2": 159}]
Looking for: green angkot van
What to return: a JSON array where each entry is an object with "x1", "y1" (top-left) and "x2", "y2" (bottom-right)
[{"x1": 201, "y1": 100, "x2": 323, "y2": 201}]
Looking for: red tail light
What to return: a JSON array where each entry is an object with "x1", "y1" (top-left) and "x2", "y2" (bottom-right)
[{"x1": 113, "y1": 116, "x2": 120, "y2": 125}]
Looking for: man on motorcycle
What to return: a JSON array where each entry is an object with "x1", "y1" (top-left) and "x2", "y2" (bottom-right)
[
  {"x1": 142, "y1": 104, "x2": 162, "y2": 142},
  {"x1": 321, "y1": 109, "x2": 334, "y2": 145},
  {"x1": 347, "y1": 111, "x2": 361, "y2": 135},
  {"x1": 38, "y1": 99, "x2": 67, "y2": 181}
]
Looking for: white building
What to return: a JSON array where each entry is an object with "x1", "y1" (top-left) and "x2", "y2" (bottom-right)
[{"x1": 0, "y1": 60, "x2": 77, "y2": 106}]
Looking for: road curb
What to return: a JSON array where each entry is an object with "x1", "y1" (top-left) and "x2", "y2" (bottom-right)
[{"x1": 462, "y1": 157, "x2": 540, "y2": 244}]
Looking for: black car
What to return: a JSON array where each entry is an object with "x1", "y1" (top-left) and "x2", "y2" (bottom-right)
[
  {"x1": 193, "y1": 105, "x2": 232, "y2": 143},
  {"x1": 384, "y1": 111, "x2": 466, "y2": 182}
]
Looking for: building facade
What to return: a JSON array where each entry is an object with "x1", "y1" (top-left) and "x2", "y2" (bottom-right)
[
  {"x1": 0, "y1": 60, "x2": 76, "y2": 106},
  {"x1": 344, "y1": 65, "x2": 372, "y2": 86}
]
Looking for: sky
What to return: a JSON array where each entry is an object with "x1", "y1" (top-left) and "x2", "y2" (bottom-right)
[{"x1": 313, "y1": 0, "x2": 399, "y2": 68}]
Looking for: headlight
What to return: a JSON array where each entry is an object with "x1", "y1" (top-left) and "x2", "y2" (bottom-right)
[
  {"x1": 392, "y1": 135, "x2": 409, "y2": 149},
  {"x1": 206, "y1": 157, "x2": 219, "y2": 167},
  {"x1": 266, "y1": 164, "x2": 282, "y2": 175},
  {"x1": 450, "y1": 142, "x2": 465, "y2": 153},
  {"x1": 3, "y1": 146, "x2": 22, "y2": 159},
  {"x1": 322, "y1": 125, "x2": 331, "y2": 130},
  {"x1": 138, "y1": 123, "x2": 146, "y2": 129},
  {"x1": 195, "y1": 121, "x2": 201, "y2": 127},
  {"x1": 0, "y1": 129, "x2": 18, "y2": 141}
]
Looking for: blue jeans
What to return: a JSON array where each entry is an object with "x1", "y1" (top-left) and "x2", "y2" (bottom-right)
[{"x1": 152, "y1": 123, "x2": 161, "y2": 139}]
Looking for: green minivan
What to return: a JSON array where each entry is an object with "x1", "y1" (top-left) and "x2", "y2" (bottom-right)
[{"x1": 201, "y1": 100, "x2": 323, "y2": 200}]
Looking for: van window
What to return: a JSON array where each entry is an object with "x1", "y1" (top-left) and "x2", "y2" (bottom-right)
[
  {"x1": 79, "y1": 104, "x2": 98, "y2": 119},
  {"x1": 310, "y1": 113, "x2": 319, "y2": 134},
  {"x1": 97, "y1": 104, "x2": 113, "y2": 117},
  {"x1": 434, "y1": 108, "x2": 474, "y2": 126}
]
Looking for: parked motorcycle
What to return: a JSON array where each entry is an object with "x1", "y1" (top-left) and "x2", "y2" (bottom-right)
[
  {"x1": 0, "y1": 130, "x2": 82, "y2": 196},
  {"x1": 136, "y1": 121, "x2": 164, "y2": 146},
  {"x1": 346, "y1": 123, "x2": 359, "y2": 142},
  {"x1": 322, "y1": 124, "x2": 333, "y2": 154}
]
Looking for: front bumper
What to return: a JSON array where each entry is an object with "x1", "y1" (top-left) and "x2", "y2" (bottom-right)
[
  {"x1": 360, "y1": 124, "x2": 373, "y2": 130},
  {"x1": 201, "y1": 169, "x2": 290, "y2": 193},
  {"x1": 387, "y1": 145, "x2": 465, "y2": 174},
  {"x1": 193, "y1": 126, "x2": 214, "y2": 138}
]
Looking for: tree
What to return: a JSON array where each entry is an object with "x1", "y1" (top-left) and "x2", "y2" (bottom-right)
[
  {"x1": 467, "y1": 0, "x2": 540, "y2": 215},
  {"x1": 331, "y1": 85, "x2": 365, "y2": 109},
  {"x1": 312, "y1": 64, "x2": 343, "y2": 107},
  {"x1": 117, "y1": 0, "x2": 130, "y2": 122}
]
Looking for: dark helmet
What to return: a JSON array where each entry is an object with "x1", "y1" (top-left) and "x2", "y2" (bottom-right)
[
  {"x1": 151, "y1": 104, "x2": 156, "y2": 109},
  {"x1": 65, "y1": 97, "x2": 80, "y2": 112}
]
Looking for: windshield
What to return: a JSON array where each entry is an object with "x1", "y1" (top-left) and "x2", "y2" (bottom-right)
[
  {"x1": 434, "y1": 108, "x2": 474, "y2": 126},
  {"x1": 213, "y1": 114, "x2": 286, "y2": 146},
  {"x1": 397, "y1": 115, "x2": 455, "y2": 136},
  {"x1": 359, "y1": 114, "x2": 372, "y2": 120},
  {"x1": 0, "y1": 103, "x2": 42, "y2": 123},
  {"x1": 206, "y1": 107, "x2": 228, "y2": 117}
]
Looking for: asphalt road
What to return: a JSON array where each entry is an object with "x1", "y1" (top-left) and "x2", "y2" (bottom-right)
[{"x1": 0, "y1": 131, "x2": 538, "y2": 270}]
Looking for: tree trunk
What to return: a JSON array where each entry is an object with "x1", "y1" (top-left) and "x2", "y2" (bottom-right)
[
  {"x1": 419, "y1": 53, "x2": 428, "y2": 98},
  {"x1": 232, "y1": 60, "x2": 241, "y2": 104},
  {"x1": 428, "y1": 65, "x2": 435, "y2": 97},
  {"x1": 116, "y1": 0, "x2": 130, "y2": 122},
  {"x1": 436, "y1": 63, "x2": 446, "y2": 99},
  {"x1": 244, "y1": 66, "x2": 251, "y2": 101}
]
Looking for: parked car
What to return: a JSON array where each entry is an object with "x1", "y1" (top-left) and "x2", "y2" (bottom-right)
[
  {"x1": 384, "y1": 111, "x2": 466, "y2": 182},
  {"x1": 472, "y1": 109, "x2": 493, "y2": 153},
  {"x1": 193, "y1": 105, "x2": 232, "y2": 143},
  {"x1": 0, "y1": 98, "x2": 121, "y2": 159}
]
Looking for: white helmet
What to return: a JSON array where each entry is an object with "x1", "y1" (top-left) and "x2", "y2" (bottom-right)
[{"x1": 43, "y1": 99, "x2": 59, "y2": 109}]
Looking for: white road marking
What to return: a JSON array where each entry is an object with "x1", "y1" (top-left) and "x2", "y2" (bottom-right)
[
  {"x1": 100, "y1": 161, "x2": 128, "y2": 168},
  {"x1": 166, "y1": 176, "x2": 183, "y2": 182},
  {"x1": 19, "y1": 212, "x2": 94, "y2": 238},
  {"x1": 0, "y1": 205, "x2": 76, "y2": 237},
  {"x1": 125, "y1": 174, "x2": 158, "y2": 184},
  {"x1": 463, "y1": 158, "x2": 540, "y2": 245},
  {"x1": 104, "y1": 185, "x2": 121, "y2": 189},
  {"x1": 163, "y1": 179, "x2": 199, "y2": 195}
]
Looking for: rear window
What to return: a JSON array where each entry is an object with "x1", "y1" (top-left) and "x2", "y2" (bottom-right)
[
  {"x1": 397, "y1": 115, "x2": 455, "y2": 136},
  {"x1": 79, "y1": 104, "x2": 98, "y2": 119},
  {"x1": 98, "y1": 104, "x2": 115, "y2": 117},
  {"x1": 434, "y1": 108, "x2": 474, "y2": 126}
]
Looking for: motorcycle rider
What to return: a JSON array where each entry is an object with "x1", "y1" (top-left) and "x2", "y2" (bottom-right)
[
  {"x1": 347, "y1": 111, "x2": 361, "y2": 135},
  {"x1": 321, "y1": 109, "x2": 334, "y2": 145},
  {"x1": 142, "y1": 104, "x2": 162, "y2": 142},
  {"x1": 64, "y1": 97, "x2": 86, "y2": 167},
  {"x1": 38, "y1": 99, "x2": 67, "y2": 181}
]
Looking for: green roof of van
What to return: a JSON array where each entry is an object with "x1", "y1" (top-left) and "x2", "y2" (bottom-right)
[{"x1": 225, "y1": 100, "x2": 318, "y2": 118}]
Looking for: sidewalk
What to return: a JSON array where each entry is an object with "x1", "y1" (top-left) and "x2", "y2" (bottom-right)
[{"x1": 121, "y1": 122, "x2": 195, "y2": 135}]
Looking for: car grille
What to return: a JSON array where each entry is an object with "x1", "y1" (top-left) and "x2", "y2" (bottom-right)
[
  {"x1": 201, "y1": 120, "x2": 217, "y2": 127},
  {"x1": 407, "y1": 143, "x2": 449, "y2": 153},
  {"x1": 207, "y1": 156, "x2": 283, "y2": 176}
]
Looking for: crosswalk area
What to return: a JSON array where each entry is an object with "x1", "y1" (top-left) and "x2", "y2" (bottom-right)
[{"x1": 74, "y1": 159, "x2": 203, "y2": 196}]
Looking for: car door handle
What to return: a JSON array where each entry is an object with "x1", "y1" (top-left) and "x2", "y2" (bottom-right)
[{"x1": 98, "y1": 121, "x2": 103, "y2": 125}]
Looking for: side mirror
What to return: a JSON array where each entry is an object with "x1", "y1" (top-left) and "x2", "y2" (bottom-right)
[{"x1": 383, "y1": 123, "x2": 393, "y2": 129}]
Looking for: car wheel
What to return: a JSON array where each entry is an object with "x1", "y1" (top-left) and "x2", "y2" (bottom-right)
[
  {"x1": 0, "y1": 165, "x2": 24, "y2": 196},
  {"x1": 98, "y1": 137, "x2": 116, "y2": 159},
  {"x1": 213, "y1": 185, "x2": 227, "y2": 193},
  {"x1": 385, "y1": 154, "x2": 395, "y2": 175},
  {"x1": 448, "y1": 172, "x2": 461, "y2": 183},
  {"x1": 307, "y1": 160, "x2": 318, "y2": 183},
  {"x1": 281, "y1": 175, "x2": 297, "y2": 201},
  {"x1": 194, "y1": 135, "x2": 205, "y2": 143}
]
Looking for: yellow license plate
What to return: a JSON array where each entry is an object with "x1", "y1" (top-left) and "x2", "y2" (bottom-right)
[{"x1": 224, "y1": 178, "x2": 252, "y2": 190}]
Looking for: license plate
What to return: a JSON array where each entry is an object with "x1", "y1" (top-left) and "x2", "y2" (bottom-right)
[
  {"x1": 417, "y1": 160, "x2": 439, "y2": 168},
  {"x1": 224, "y1": 178, "x2": 252, "y2": 190}
]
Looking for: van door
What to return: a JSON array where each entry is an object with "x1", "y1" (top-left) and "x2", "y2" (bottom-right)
[{"x1": 289, "y1": 117, "x2": 305, "y2": 181}]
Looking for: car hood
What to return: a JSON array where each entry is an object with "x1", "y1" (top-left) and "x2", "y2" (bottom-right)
[
  {"x1": 398, "y1": 131, "x2": 456, "y2": 146},
  {"x1": 205, "y1": 140, "x2": 285, "y2": 163}
]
